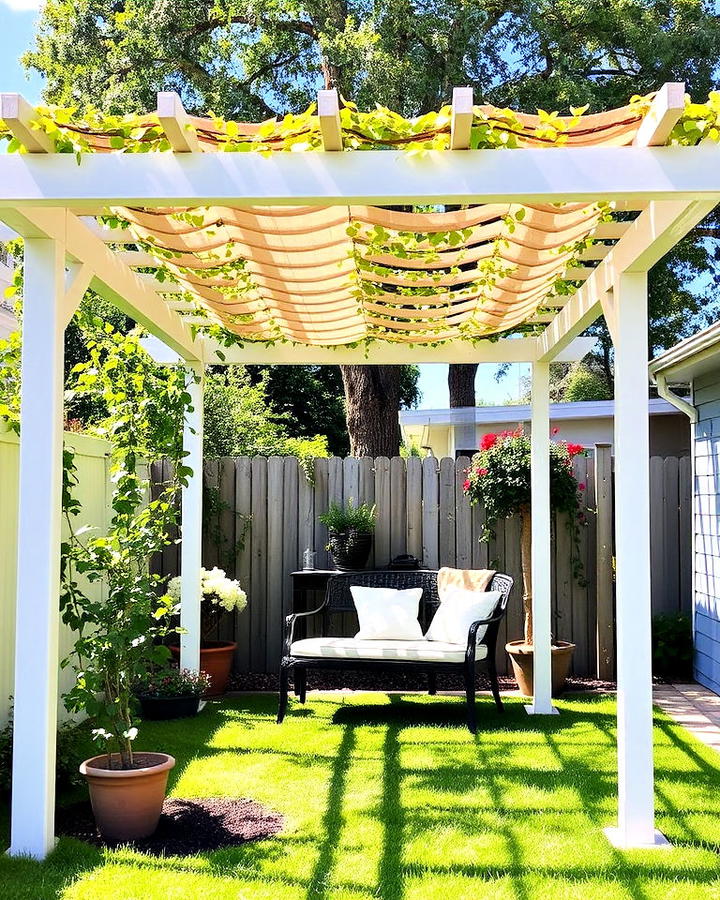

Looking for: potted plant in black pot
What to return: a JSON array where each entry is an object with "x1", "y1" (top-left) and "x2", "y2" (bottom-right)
[
  {"x1": 319, "y1": 499, "x2": 376, "y2": 571},
  {"x1": 135, "y1": 667, "x2": 212, "y2": 720}
]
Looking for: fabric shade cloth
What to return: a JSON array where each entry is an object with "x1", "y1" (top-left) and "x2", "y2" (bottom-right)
[{"x1": 54, "y1": 99, "x2": 651, "y2": 346}]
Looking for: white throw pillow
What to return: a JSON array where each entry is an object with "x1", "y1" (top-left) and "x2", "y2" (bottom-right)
[
  {"x1": 351, "y1": 586, "x2": 424, "y2": 640},
  {"x1": 425, "y1": 589, "x2": 501, "y2": 645}
]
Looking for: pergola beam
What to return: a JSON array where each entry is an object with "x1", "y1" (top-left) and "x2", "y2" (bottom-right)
[
  {"x1": 1, "y1": 145, "x2": 720, "y2": 207},
  {"x1": 157, "y1": 91, "x2": 201, "y2": 153},
  {"x1": 633, "y1": 82, "x2": 685, "y2": 147},
  {"x1": 538, "y1": 198, "x2": 718, "y2": 360},
  {"x1": 318, "y1": 89, "x2": 343, "y2": 151},
  {"x1": 450, "y1": 87, "x2": 473, "y2": 150},
  {"x1": 0, "y1": 93, "x2": 54, "y2": 154},
  {"x1": 0, "y1": 208, "x2": 203, "y2": 361}
]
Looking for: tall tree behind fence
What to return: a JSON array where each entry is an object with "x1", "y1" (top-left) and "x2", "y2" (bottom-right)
[{"x1": 151, "y1": 451, "x2": 692, "y2": 678}]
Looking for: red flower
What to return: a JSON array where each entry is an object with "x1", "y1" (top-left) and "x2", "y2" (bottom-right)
[
  {"x1": 480, "y1": 433, "x2": 497, "y2": 451},
  {"x1": 552, "y1": 427, "x2": 559, "y2": 435},
  {"x1": 463, "y1": 479, "x2": 471, "y2": 492},
  {"x1": 578, "y1": 482, "x2": 586, "y2": 491},
  {"x1": 478, "y1": 467, "x2": 488, "y2": 476},
  {"x1": 566, "y1": 442, "x2": 585, "y2": 457}
]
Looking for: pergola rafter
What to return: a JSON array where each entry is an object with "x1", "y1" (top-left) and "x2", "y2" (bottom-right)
[{"x1": 0, "y1": 82, "x2": 717, "y2": 860}]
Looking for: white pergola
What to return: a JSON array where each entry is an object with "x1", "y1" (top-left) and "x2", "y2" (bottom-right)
[{"x1": 1, "y1": 82, "x2": 717, "y2": 859}]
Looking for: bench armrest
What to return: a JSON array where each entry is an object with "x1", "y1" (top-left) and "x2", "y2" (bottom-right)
[
  {"x1": 284, "y1": 603, "x2": 327, "y2": 655},
  {"x1": 465, "y1": 612, "x2": 506, "y2": 664}
]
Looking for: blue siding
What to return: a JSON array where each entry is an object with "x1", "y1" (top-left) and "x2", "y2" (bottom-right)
[{"x1": 693, "y1": 370, "x2": 720, "y2": 693}]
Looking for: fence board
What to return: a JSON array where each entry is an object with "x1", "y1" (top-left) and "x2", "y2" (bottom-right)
[
  {"x1": 649, "y1": 456, "x2": 664, "y2": 613},
  {"x1": 374, "y1": 457, "x2": 391, "y2": 566},
  {"x1": 314, "y1": 458, "x2": 329, "y2": 570},
  {"x1": 439, "y1": 457, "x2": 456, "y2": 567},
  {"x1": 422, "y1": 457, "x2": 439, "y2": 569},
  {"x1": 217, "y1": 458, "x2": 237, "y2": 646},
  {"x1": 234, "y1": 457, "x2": 252, "y2": 672},
  {"x1": 265, "y1": 458, "x2": 285, "y2": 672},
  {"x1": 250, "y1": 456, "x2": 268, "y2": 672},
  {"x1": 455, "y1": 457, "x2": 472, "y2": 569},
  {"x1": 406, "y1": 457, "x2": 422, "y2": 561},
  {"x1": 343, "y1": 456, "x2": 360, "y2": 508},
  {"x1": 662, "y1": 456, "x2": 680, "y2": 613},
  {"x1": 390, "y1": 456, "x2": 407, "y2": 560},
  {"x1": 298, "y1": 463, "x2": 314, "y2": 569},
  {"x1": 359, "y1": 457, "x2": 376, "y2": 569},
  {"x1": 571, "y1": 456, "x2": 590, "y2": 675},
  {"x1": 679, "y1": 455, "x2": 693, "y2": 612}
]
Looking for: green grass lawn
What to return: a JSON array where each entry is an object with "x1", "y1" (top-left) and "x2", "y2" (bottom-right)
[{"x1": 2, "y1": 692, "x2": 720, "y2": 899}]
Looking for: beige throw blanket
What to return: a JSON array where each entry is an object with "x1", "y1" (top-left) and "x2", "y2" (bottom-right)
[{"x1": 437, "y1": 567, "x2": 496, "y2": 600}]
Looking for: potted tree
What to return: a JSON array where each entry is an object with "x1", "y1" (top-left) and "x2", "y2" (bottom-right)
[
  {"x1": 463, "y1": 429, "x2": 587, "y2": 696},
  {"x1": 319, "y1": 499, "x2": 377, "y2": 571},
  {"x1": 135, "y1": 667, "x2": 212, "y2": 720},
  {"x1": 167, "y1": 567, "x2": 248, "y2": 697},
  {"x1": 59, "y1": 311, "x2": 196, "y2": 841}
]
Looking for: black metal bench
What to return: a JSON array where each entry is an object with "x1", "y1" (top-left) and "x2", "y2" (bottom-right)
[{"x1": 277, "y1": 569, "x2": 513, "y2": 733}]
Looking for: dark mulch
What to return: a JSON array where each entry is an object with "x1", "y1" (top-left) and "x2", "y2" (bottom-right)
[
  {"x1": 57, "y1": 797, "x2": 283, "y2": 854},
  {"x1": 228, "y1": 670, "x2": 616, "y2": 694}
]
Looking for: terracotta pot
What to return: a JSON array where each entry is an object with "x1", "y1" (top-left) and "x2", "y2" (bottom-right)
[
  {"x1": 170, "y1": 640, "x2": 237, "y2": 697},
  {"x1": 80, "y1": 751, "x2": 175, "y2": 841},
  {"x1": 505, "y1": 640, "x2": 576, "y2": 697}
]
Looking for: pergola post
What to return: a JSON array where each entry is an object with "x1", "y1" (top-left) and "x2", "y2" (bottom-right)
[
  {"x1": 9, "y1": 237, "x2": 66, "y2": 859},
  {"x1": 180, "y1": 364, "x2": 204, "y2": 672},
  {"x1": 527, "y1": 360, "x2": 556, "y2": 715},
  {"x1": 605, "y1": 273, "x2": 667, "y2": 848}
]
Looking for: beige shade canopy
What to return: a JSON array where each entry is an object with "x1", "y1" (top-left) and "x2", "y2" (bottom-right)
[{"x1": 67, "y1": 100, "x2": 651, "y2": 346}]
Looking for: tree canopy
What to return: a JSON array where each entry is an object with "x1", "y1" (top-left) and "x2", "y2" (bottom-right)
[{"x1": 23, "y1": 0, "x2": 720, "y2": 417}]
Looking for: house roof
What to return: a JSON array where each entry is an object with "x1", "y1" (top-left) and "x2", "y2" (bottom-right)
[
  {"x1": 400, "y1": 397, "x2": 681, "y2": 428},
  {"x1": 649, "y1": 319, "x2": 720, "y2": 382}
]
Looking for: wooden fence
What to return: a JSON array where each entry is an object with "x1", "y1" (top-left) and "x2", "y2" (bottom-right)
[{"x1": 151, "y1": 450, "x2": 692, "y2": 679}]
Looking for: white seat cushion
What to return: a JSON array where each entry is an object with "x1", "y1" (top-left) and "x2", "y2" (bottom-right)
[{"x1": 290, "y1": 637, "x2": 488, "y2": 663}]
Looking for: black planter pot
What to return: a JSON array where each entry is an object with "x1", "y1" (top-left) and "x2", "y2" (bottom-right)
[
  {"x1": 328, "y1": 529, "x2": 373, "y2": 571},
  {"x1": 137, "y1": 694, "x2": 200, "y2": 721}
]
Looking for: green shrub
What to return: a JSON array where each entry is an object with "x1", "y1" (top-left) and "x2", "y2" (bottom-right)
[
  {"x1": 652, "y1": 612, "x2": 694, "y2": 680},
  {"x1": 318, "y1": 499, "x2": 376, "y2": 533},
  {"x1": 0, "y1": 710, "x2": 89, "y2": 794}
]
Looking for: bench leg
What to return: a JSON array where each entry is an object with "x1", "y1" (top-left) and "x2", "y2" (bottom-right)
[
  {"x1": 296, "y1": 667, "x2": 307, "y2": 704},
  {"x1": 464, "y1": 669, "x2": 477, "y2": 734},
  {"x1": 427, "y1": 671, "x2": 437, "y2": 696},
  {"x1": 488, "y1": 657, "x2": 504, "y2": 713},
  {"x1": 277, "y1": 665, "x2": 289, "y2": 724}
]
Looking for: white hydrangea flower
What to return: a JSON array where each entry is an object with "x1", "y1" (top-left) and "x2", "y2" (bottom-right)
[{"x1": 168, "y1": 566, "x2": 248, "y2": 613}]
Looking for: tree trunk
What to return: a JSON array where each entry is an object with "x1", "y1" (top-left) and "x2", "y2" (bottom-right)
[
  {"x1": 448, "y1": 363, "x2": 478, "y2": 407},
  {"x1": 340, "y1": 365, "x2": 402, "y2": 457},
  {"x1": 519, "y1": 504, "x2": 533, "y2": 646}
]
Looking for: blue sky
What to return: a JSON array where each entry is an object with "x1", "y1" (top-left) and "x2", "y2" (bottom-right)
[{"x1": 0, "y1": 1, "x2": 527, "y2": 409}]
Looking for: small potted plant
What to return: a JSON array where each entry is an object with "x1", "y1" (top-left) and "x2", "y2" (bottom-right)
[
  {"x1": 135, "y1": 667, "x2": 212, "y2": 720},
  {"x1": 318, "y1": 498, "x2": 377, "y2": 571},
  {"x1": 464, "y1": 429, "x2": 587, "y2": 696},
  {"x1": 167, "y1": 567, "x2": 248, "y2": 697}
]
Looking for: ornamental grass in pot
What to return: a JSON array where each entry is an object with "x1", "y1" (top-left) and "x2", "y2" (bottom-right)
[
  {"x1": 135, "y1": 667, "x2": 212, "y2": 720},
  {"x1": 167, "y1": 567, "x2": 248, "y2": 697},
  {"x1": 319, "y1": 499, "x2": 377, "y2": 570},
  {"x1": 463, "y1": 429, "x2": 588, "y2": 696}
]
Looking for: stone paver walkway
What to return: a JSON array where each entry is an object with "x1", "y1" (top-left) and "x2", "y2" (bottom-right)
[{"x1": 653, "y1": 682, "x2": 720, "y2": 754}]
